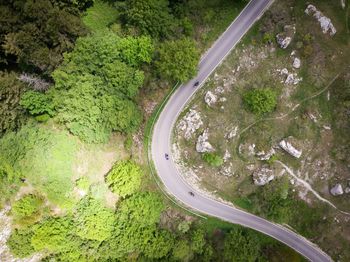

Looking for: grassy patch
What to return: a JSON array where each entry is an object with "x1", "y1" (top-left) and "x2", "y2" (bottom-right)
[{"x1": 83, "y1": 0, "x2": 119, "y2": 32}]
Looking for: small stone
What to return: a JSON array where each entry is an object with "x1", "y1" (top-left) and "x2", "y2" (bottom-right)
[
  {"x1": 252, "y1": 167, "x2": 274, "y2": 186},
  {"x1": 345, "y1": 187, "x2": 350, "y2": 194},
  {"x1": 330, "y1": 184, "x2": 344, "y2": 196},
  {"x1": 292, "y1": 57, "x2": 301, "y2": 69},
  {"x1": 204, "y1": 91, "x2": 217, "y2": 106}
]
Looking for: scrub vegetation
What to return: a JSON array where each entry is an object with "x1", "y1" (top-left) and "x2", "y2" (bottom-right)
[{"x1": 0, "y1": 0, "x2": 306, "y2": 261}]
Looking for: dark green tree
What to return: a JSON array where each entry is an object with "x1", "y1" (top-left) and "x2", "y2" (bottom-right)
[
  {"x1": 243, "y1": 88, "x2": 277, "y2": 115},
  {"x1": 156, "y1": 38, "x2": 200, "y2": 82}
]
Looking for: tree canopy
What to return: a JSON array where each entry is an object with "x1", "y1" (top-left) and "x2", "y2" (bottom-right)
[
  {"x1": 0, "y1": 0, "x2": 87, "y2": 74},
  {"x1": 156, "y1": 38, "x2": 200, "y2": 82},
  {"x1": 106, "y1": 160, "x2": 143, "y2": 197},
  {"x1": 243, "y1": 88, "x2": 277, "y2": 115}
]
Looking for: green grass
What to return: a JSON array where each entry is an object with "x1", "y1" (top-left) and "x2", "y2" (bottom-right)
[{"x1": 82, "y1": 0, "x2": 119, "y2": 32}]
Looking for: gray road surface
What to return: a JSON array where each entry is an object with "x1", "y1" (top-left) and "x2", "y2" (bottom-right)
[{"x1": 151, "y1": 0, "x2": 332, "y2": 261}]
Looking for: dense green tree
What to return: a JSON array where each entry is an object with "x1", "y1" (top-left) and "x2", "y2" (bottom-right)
[
  {"x1": 191, "y1": 228, "x2": 206, "y2": 254},
  {"x1": 243, "y1": 88, "x2": 277, "y2": 115},
  {"x1": 156, "y1": 38, "x2": 200, "y2": 82},
  {"x1": 49, "y1": 33, "x2": 149, "y2": 143},
  {"x1": 7, "y1": 228, "x2": 35, "y2": 258},
  {"x1": 0, "y1": 71, "x2": 27, "y2": 134},
  {"x1": 12, "y1": 194, "x2": 43, "y2": 219},
  {"x1": 142, "y1": 229, "x2": 175, "y2": 259},
  {"x1": 31, "y1": 217, "x2": 74, "y2": 252},
  {"x1": 0, "y1": 0, "x2": 87, "y2": 74},
  {"x1": 20, "y1": 90, "x2": 55, "y2": 116},
  {"x1": 120, "y1": 0, "x2": 174, "y2": 38},
  {"x1": 172, "y1": 239, "x2": 193, "y2": 261},
  {"x1": 106, "y1": 160, "x2": 143, "y2": 197},
  {"x1": 223, "y1": 227, "x2": 261, "y2": 262},
  {"x1": 74, "y1": 197, "x2": 115, "y2": 242},
  {"x1": 117, "y1": 192, "x2": 164, "y2": 226}
]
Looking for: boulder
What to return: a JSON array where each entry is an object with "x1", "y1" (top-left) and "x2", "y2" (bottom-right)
[
  {"x1": 330, "y1": 184, "x2": 344, "y2": 196},
  {"x1": 257, "y1": 148, "x2": 276, "y2": 161},
  {"x1": 196, "y1": 129, "x2": 214, "y2": 153},
  {"x1": 223, "y1": 149, "x2": 231, "y2": 162},
  {"x1": 252, "y1": 167, "x2": 274, "y2": 186},
  {"x1": 292, "y1": 57, "x2": 301, "y2": 69},
  {"x1": 178, "y1": 109, "x2": 203, "y2": 140},
  {"x1": 276, "y1": 25, "x2": 296, "y2": 49},
  {"x1": 279, "y1": 140, "x2": 302, "y2": 158},
  {"x1": 285, "y1": 73, "x2": 302, "y2": 85},
  {"x1": 204, "y1": 91, "x2": 217, "y2": 106},
  {"x1": 225, "y1": 126, "x2": 238, "y2": 139},
  {"x1": 305, "y1": 5, "x2": 336, "y2": 36}
]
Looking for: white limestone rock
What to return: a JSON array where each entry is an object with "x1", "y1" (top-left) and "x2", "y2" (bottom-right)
[
  {"x1": 225, "y1": 126, "x2": 238, "y2": 140},
  {"x1": 285, "y1": 73, "x2": 303, "y2": 85},
  {"x1": 204, "y1": 91, "x2": 217, "y2": 106},
  {"x1": 223, "y1": 149, "x2": 231, "y2": 162},
  {"x1": 178, "y1": 109, "x2": 203, "y2": 140},
  {"x1": 257, "y1": 148, "x2": 276, "y2": 161},
  {"x1": 252, "y1": 167, "x2": 274, "y2": 186},
  {"x1": 279, "y1": 140, "x2": 302, "y2": 158},
  {"x1": 292, "y1": 57, "x2": 301, "y2": 69},
  {"x1": 305, "y1": 5, "x2": 336, "y2": 36},
  {"x1": 220, "y1": 163, "x2": 234, "y2": 177},
  {"x1": 196, "y1": 129, "x2": 214, "y2": 153},
  {"x1": 345, "y1": 187, "x2": 350, "y2": 194},
  {"x1": 330, "y1": 184, "x2": 344, "y2": 196},
  {"x1": 276, "y1": 25, "x2": 296, "y2": 49}
]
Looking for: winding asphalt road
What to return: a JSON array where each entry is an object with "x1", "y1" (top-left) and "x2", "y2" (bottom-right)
[{"x1": 151, "y1": 0, "x2": 332, "y2": 261}]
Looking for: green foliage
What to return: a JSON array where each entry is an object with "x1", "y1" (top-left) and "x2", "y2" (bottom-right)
[
  {"x1": 223, "y1": 227, "x2": 261, "y2": 262},
  {"x1": 74, "y1": 197, "x2": 115, "y2": 241},
  {"x1": 191, "y1": 228, "x2": 206, "y2": 254},
  {"x1": 0, "y1": 124, "x2": 78, "y2": 207},
  {"x1": 259, "y1": 176, "x2": 291, "y2": 222},
  {"x1": 202, "y1": 152, "x2": 223, "y2": 167},
  {"x1": 20, "y1": 91, "x2": 55, "y2": 116},
  {"x1": 177, "y1": 220, "x2": 191, "y2": 234},
  {"x1": 120, "y1": 0, "x2": 174, "y2": 38},
  {"x1": 117, "y1": 192, "x2": 164, "y2": 226},
  {"x1": 142, "y1": 229, "x2": 175, "y2": 259},
  {"x1": 83, "y1": 0, "x2": 119, "y2": 32},
  {"x1": 12, "y1": 194, "x2": 43, "y2": 219},
  {"x1": 0, "y1": 71, "x2": 27, "y2": 134},
  {"x1": 243, "y1": 88, "x2": 277, "y2": 115},
  {"x1": 156, "y1": 38, "x2": 200, "y2": 82},
  {"x1": 50, "y1": 32, "x2": 151, "y2": 143},
  {"x1": 172, "y1": 239, "x2": 193, "y2": 261},
  {"x1": 0, "y1": 162, "x2": 20, "y2": 208},
  {"x1": 75, "y1": 177, "x2": 90, "y2": 191},
  {"x1": 31, "y1": 216, "x2": 73, "y2": 252},
  {"x1": 106, "y1": 160, "x2": 143, "y2": 197},
  {"x1": 0, "y1": 0, "x2": 87, "y2": 73},
  {"x1": 7, "y1": 228, "x2": 35, "y2": 258}
]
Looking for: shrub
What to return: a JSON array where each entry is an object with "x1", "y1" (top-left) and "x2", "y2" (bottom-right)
[
  {"x1": 202, "y1": 152, "x2": 223, "y2": 167},
  {"x1": 7, "y1": 228, "x2": 35, "y2": 258},
  {"x1": 12, "y1": 194, "x2": 43, "y2": 219},
  {"x1": 106, "y1": 160, "x2": 143, "y2": 197},
  {"x1": 74, "y1": 197, "x2": 115, "y2": 242},
  {"x1": 20, "y1": 90, "x2": 55, "y2": 116},
  {"x1": 243, "y1": 88, "x2": 277, "y2": 115}
]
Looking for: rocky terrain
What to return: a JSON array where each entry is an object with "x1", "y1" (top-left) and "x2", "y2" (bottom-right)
[{"x1": 173, "y1": 0, "x2": 350, "y2": 260}]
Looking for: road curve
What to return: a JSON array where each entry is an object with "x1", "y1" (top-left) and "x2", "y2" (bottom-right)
[{"x1": 151, "y1": 0, "x2": 332, "y2": 261}]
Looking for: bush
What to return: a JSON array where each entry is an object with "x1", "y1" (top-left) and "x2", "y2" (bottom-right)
[
  {"x1": 106, "y1": 160, "x2": 143, "y2": 197},
  {"x1": 74, "y1": 197, "x2": 115, "y2": 242},
  {"x1": 7, "y1": 228, "x2": 35, "y2": 258},
  {"x1": 20, "y1": 90, "x2": 55, "y2": 116},
  {"x1": 243, "y1": 88, "x2": 277, "y2": 115},
  {"x1": 202, "y1": 152, "x2": 223, "y2": 167},
  {"x1": 12, "y1": 194, "x2": 43, "y2": 219}
]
